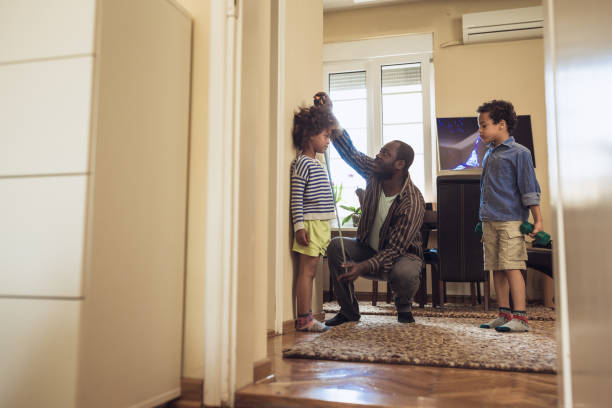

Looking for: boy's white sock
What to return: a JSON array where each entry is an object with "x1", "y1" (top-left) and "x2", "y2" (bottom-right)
[
  {"x1": 496, "y1": 310, "x2": 529, "y2": 332},
  {"x1": 480, "y1": 307, "x2": 512, "y2": 329}
]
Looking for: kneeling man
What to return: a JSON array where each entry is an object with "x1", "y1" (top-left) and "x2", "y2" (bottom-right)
[{"x1": 326, "y1": 121, "x2": 425, "y2": 326}]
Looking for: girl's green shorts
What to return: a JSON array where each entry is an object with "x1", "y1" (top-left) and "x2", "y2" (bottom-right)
[{"x1": 293, "y1": 220, "x2": 331, "y2": 257}]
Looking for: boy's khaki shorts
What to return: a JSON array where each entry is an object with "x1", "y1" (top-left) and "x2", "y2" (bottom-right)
[
  {"x1": 293, "y1": 219, "x2": 331, "y2": 257},
  {"x1": 482, "y1": 220, "x2": 527, "y2": 271}
]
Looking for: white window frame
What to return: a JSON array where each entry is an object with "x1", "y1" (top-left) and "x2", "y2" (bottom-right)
[{"x1": 322, "y1": 34, "x2": 436, "y2": 203}]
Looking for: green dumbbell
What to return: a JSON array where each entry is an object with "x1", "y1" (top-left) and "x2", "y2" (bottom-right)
[
  {"x1": 474, "y1": 222, "x2": 482, "y2": 233},
  {"x1": 520, "y1": 222, "x2": 551, "y2": 247}
]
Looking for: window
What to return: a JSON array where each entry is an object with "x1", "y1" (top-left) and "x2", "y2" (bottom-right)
[
  {"x1": 327, "y1": 71, "x2": 367, "y2": 228},
  {"x1": 323, "y1": 35, "x2": 434, "y2": 228},
  {"x1": 381, "y1": 63, "x2": 425, "y2": 192}
]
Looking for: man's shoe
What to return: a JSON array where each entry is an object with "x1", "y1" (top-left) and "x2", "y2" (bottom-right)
[
  {"x1": 325, "y1": 313, "x2": 359, "y2": 327},
  {"x1": 398, "y1": 311, "x2": 415, "y2": 323}
]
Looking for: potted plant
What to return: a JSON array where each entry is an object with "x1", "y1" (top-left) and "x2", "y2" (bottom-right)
[{"x1": 340, "y1": 204, "x2": 361, "y2": 227}]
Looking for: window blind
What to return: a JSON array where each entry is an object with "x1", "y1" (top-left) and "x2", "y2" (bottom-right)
[
  {"x1": 381, "y1": 63, "x2": 421, "y2": 89},
  {"x1": 329, "y1": 71, "x2": 366, "y2": 92}
]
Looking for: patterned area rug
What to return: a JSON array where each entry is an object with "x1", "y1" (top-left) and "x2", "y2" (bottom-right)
[
  {"x1": 323, "y1": 301, "x2": 556, "y2": 321},
  {"x1": 283, "y1": 315, "x2": 557, "y2": 373}
]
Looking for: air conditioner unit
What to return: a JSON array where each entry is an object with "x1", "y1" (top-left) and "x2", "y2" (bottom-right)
[{"x1": 462, "y1": 6, "x2": 543, "y2": 44}]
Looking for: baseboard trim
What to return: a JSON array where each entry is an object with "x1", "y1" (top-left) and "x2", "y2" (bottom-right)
[
  {"x1": 253, "y1": 357, "x2": 274, "y2": 383},
  {"x1": 324, "y1": 290, "x2": 390, "y2": 303},
  {"x1": 171, "y1": 402, "x2": 203, "y2": 408},
  {"x1": 282, "y1": 318, "x2": 295, "y2": 334},
  {"x1": 282, "y1": 311, "x2": 325, "y2": 334},
  {"x1": 324, "y1": 291, "x2": 489, "y2": 305},
  {"x1": 323, "y1": 290, "x2": 392, "y2": 303},
  {"x1": 168, "y1": 378, "x2": 203, "y2": 408},
  {"x1": 128, "y1": 388, "x2": 181, "y2": 408}
]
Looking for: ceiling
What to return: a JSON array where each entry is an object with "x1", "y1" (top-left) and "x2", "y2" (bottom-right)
[{"x1": 323, "y1": 0, "x2": 422, "y2": 12}]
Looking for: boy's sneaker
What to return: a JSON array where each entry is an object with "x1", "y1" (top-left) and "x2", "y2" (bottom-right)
[
  {"x1": 480, "y1": 315, "x2": 509, "y2": 329},
  {"x1": 296, "y1": 319, "x2": 329, "y2": 332},
  {"x1": 496, "y1": 315, "x2": 529, "y2": 332}
]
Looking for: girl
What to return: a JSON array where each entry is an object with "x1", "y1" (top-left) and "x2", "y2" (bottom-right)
[{"x1": 291, "y1": 105, "x2": 338, "y2": 332}]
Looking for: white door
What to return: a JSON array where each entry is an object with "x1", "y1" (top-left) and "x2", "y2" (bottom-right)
[{"x1": 544, "y1": 0, "x2": 612, "y2": 406}]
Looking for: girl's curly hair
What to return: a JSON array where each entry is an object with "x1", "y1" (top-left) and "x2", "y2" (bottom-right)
[
  {"x1": 292, "y1": 105, "x2": 338, "y2": 150},
  {"x1": 477, "y1": 100, "x2": 518, "y2": 133}
]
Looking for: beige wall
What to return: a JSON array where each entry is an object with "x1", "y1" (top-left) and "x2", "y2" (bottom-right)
[
  {"x1": 173, "y1": 0, "x2": 210, "y2": 380},
  {"x1": 275, "y1": 0, "x2": 325, "y2": 327},
  {"x1": 435, "y1": 40, "x2": 548, "y2": 231},
  {"x1": 435, "y1": 37, "x2": 548, "y2": 298},
  {"x1": 324, "y1": 0, "x2": 547, "y2": 229},
  {"x1": 324, "y1": 0, "x2": 548, "y2": 297}
]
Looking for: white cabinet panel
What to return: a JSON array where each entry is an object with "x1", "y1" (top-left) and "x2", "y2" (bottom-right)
[
  {"x1": 0, "y1": 176, "x2": 87, "y2": 297},
  {"x1": 0, "y1": 0, "x2": 96, "y2": 63},
  {"x1": 75, "y1": 1, "x2": 190, "y2": 406},
  {"x1": 0, "y1": 298, "x2": 80, "y2": 408},
  {"x1": 0, "y1": 57, "x2": 93, "y2": 176}
]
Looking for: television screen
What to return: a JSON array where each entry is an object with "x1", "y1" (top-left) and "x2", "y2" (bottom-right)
[{"x1": 436, "y1": 115, "x2": 536, "y2": 171}]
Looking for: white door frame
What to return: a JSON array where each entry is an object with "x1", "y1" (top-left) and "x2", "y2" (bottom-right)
[
  {"x1": 543, "y1": 1, "x2": 572, "y2": 406},
  {"x1": 273, "y1": 0, "x2": 288, "y2": 334},
  {"x1": 203, "y1": 0, "x2": 242, "y2": 405}
]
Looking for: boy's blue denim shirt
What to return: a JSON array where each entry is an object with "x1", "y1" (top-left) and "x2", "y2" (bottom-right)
[{"x1": 480, "y1": 136, "x2": 541, "y2": 222}]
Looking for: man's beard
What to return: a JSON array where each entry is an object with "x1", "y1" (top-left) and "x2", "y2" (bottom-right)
[{"x1": 374, "y1": 162, "x2": 394, "y2": 179}]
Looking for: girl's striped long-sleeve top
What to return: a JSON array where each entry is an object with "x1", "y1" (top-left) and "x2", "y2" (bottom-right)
[
  {"x1": 332, "y1": 129, "x2": 425, "y2": 275},
  {"x1": 291, "y1": 154, "x2": 335, "y2": 232}
]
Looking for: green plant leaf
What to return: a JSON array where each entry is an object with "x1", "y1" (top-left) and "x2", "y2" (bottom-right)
[
  {"x1": 339, "y1": 205, "x2": 357, "y2": 212},
  {"x1": 341, "y1": 214, "x2": 353, "y2": 226},
  {"x1": 332, "y1": 183, "x2": 343, "y2": 204}
]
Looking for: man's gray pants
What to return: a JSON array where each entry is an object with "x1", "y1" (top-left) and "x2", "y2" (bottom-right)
[{"x1": 327, "y1": 237, "x2": 422, "y2": 320}]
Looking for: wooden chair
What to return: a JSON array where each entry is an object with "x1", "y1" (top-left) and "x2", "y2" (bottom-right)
[
  {"x1": 439, "y1": 277, "x2": 490, "y2": 310},
  {"x1": 417, "y1": 205, "x2": 441, "y2": 307}
]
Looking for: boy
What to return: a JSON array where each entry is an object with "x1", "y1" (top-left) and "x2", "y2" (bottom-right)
[{"x1": 477, "y1": 100, "x2": 542, "y2": 332}]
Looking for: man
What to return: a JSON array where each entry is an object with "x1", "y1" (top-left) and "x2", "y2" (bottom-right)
[{"x1": 325, "y1": 127, "x2": 425, "y2": 326}]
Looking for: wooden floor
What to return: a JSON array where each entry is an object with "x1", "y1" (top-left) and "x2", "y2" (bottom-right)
[{"x1": 236, "y1": 314, "x2": 558, "y2": 408}]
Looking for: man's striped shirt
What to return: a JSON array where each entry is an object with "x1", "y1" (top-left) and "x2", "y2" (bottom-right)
[
  {"x1": 290, "y1": 155, "x2": 335, "y2": 232},
  {"x1": 332, "y1": 129, "x2": 425, "y2": 274}
]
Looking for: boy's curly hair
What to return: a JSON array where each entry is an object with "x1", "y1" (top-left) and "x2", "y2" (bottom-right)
[
  {"x1": 292, "y1": 105, "x2": 338, "y2": 150},
  {"x1": 477, "y1": 100, "x2": 518, "y2": 133}
]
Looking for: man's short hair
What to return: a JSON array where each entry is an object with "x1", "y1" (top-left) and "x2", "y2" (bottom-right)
[{"x1": 394, "y1": 141, "x2": 414, "y2": 176}]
